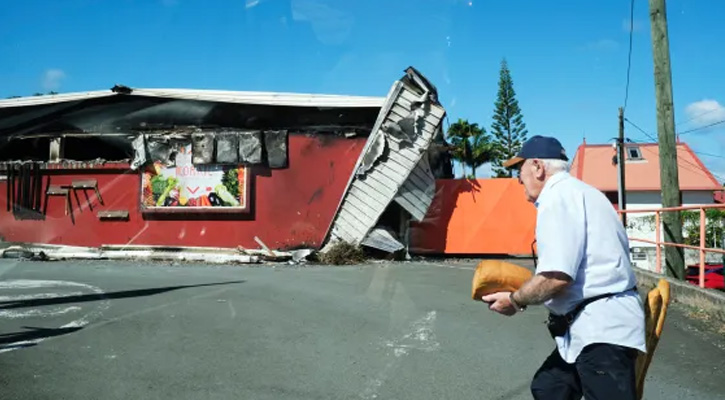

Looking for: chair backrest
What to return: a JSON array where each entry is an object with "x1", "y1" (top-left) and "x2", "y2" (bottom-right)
[{"x1": 635, "y1": 279, "x2": 671, "y2": 400}]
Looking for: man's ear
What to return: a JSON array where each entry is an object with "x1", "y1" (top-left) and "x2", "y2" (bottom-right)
[{"x1": 532, "y1": 159, "x2": 546, "y2": 179}]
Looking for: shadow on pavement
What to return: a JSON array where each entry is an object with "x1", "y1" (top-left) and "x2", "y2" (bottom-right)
[
  {"x1": 0, "y1": 280, "x2": 245, "y2": 310},
  {"x1": 0, "y1": 326, "x2": 83, "y2": 346}
]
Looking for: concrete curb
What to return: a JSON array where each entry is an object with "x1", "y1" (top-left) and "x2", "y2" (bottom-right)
[{"x1": 633, "y1": 267, "x2": 725, "y2": 322}]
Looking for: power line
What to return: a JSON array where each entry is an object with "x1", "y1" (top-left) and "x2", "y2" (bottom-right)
[
  {"x1": 625, "y1": 118, "x2": 725, "y2": 182},
  {"x1": 678, "y1": 119, "x2": 725, "y2": 135},
  {"x1": 624, "y1": 118, "x2": 656, "y2": 142},
  {"x1": 623, "y1": 0, "x2": 635, "y2": 110},
  {"x1": 629, "y1": 137, "x2": 725, "y2": 183},
  {"x1": 676, "y1": 106, "x2": 721, "y2": 127},
  {"x1": 627, "y1": 116, "x2": 725, "y2": 138},
  {"x1": 692, "y1": 150, "x2": 725, "y2": 160}
]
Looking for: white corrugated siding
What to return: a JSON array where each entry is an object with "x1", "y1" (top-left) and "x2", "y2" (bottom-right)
[
  {"x1": 394, "y1": 153, "x2": 436, "y2": 222},
  {"x1": 326, "y1": 77, "x2": 446, "y2": 245}
]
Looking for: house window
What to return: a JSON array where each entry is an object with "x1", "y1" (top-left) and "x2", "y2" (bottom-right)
[{"x1": 626, "y1": 146, "x2": 643, "y2": 160}]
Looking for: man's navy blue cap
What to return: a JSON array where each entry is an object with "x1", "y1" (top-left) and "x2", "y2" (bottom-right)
[{"x1": 503, "y1": 135, "x2": 568, "y2": 169}]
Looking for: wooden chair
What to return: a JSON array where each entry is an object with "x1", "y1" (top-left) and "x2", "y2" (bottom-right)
[
  {"x1": 44, "y1": 184, "x2": 73, "y2": 222},
  {"x1": 635, "y1": 278, "x2": 671, "y2": 400},
  {"x1": 71, "y1": 179, "x2": 104, "y2": 210}
]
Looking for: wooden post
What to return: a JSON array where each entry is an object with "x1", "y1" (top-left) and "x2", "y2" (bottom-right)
[
  {"x1": 617, "y1": 107, "x2": 627, "y2": 227},
  {"x1": 649, "y1": 0, "x2": 685, "y2": 279},
  {"x1": 699, "y1": 208, "x2": 706, "y2": 288}
]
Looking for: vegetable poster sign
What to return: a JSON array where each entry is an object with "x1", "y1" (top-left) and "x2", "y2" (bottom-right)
[{"x1": 141, "y1": 143, "x2": 248, "y2": 212}]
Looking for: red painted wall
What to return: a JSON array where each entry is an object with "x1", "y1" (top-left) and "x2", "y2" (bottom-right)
[{"x1": 0, "y1": 135, "x2": 365, "y2": 250}]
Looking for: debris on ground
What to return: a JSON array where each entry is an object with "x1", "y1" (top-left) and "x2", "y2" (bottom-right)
[{"x1": 318, "y1": 241, "x2": 366, "y2": 265}]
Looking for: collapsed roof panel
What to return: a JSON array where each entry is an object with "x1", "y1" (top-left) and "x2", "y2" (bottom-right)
[
  {"x1": 361, "y1": 227, "x2": 405, "y2": 253},
  {"x1": 394, "y1": 153, "x2": 436, "y2": 222},
  {"x1": 324, "y1": 67, "x2": 446, "y2": 249}
]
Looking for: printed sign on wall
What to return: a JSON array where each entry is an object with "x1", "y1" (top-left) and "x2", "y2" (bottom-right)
[{"x1": 141, "y1": 142, "x2": 249, "y2": 212}]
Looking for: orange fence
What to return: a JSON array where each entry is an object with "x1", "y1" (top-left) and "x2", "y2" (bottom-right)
[
  {"x1": 618, "y1": 204, "x2": 725, "y2": 288},
  {"x1": 409, "y1": 178, "x2": 537, "y2": 255}
]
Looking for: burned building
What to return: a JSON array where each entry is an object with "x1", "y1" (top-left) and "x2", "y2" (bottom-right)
[{"x1": 0, "y1": 67, "x2": 450, "y2": 257}]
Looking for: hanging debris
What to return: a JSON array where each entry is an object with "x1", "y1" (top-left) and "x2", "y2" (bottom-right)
[
  {"x1": 192, "y1": 132, "x2": 214, "y2": 164},
  {"x1": 146, "y1": 136, "x2": 174, "y2": 166},
  {"x1": 130, "y1": 135, "x2": 147, "y2": 170},
  {"x1": 265, "y1": 130, "x2": 288, "y2": 169},
  {"x1": 239, "y1": 130, "x2": 263, "y2": 164},
  {"x1": 357, "y1": 131, "x2": 387, "y2": 177},
  {"x1": 215, "y1": 132, "x2": 240, "y2": 164}
]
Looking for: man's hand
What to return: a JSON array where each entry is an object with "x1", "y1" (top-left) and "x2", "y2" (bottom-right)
[
  {"x1": 480, "y1": 271, "x2": 572, "y2": 317},
  {"x1": 481, "y1": 292, "x2": 517, "y2": 316}
]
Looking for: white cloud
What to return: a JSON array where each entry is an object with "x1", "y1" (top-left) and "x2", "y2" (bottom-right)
[
  {"x1": 42, "y1": 69, "x2": 66, "y2": 91},
  {"x1": 583, "y1": 39, "x2": 619, "y2": 51},
  {"x1": 684, "y1": 99, "x2": 725, "y2": 128},
  {"x1": 245, "y1": 0, "x2": 261, "y2": 9},
  {"x1": 292, "y1": 0, "x2": 353, "y2": 45}
]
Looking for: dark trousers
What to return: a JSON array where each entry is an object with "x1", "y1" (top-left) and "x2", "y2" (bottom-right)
[{"x1": 531, "y1": 343, "x2": 638, "y2": 400}]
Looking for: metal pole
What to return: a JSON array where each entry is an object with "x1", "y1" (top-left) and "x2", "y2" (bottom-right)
[{"x1": 655, "y1": 211, "x2": 662, "y2": 273}]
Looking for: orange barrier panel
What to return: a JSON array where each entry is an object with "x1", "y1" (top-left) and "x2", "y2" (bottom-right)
[{"x1": 410, "y1": 178, "x2": 537, "y2": 255}]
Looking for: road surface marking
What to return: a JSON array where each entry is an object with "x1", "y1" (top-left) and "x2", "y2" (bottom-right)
[
  {"x1": 0, "y1": 306, "x2": 82, "y2": 319},
  {"x1": 424, "y1": 262, "x2": 475, "y2": 271},
  {"x1": 361, "y1": 310, "x2": 439, "y2": 399},
  {"x1": 0, "y1": 291, "x2": 84, "y2": 301},
  {"x1": 0, "y1": 279, "x2": 110, "y2": 354}
]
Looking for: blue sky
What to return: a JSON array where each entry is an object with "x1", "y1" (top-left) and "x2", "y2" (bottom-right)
[{"x1": 1, "y1": 0, "x2": 724, "y2": 181}]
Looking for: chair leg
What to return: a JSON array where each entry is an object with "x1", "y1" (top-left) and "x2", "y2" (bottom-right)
[
  {"x1": 95, "y1": 185, "x2": 104, "y2": 205},
  {"x1": 68, "y1": 193, "x2": 75, "y2": 224},
  {"x1": 43, "y1": 193, "x2": 49, "y2": 215},
  {"x1": 74, "y1": 189, "x2": 83, "y2": 212},
  {"x1": 83, "y1": 189, "x2": 93, "y2": 211}
]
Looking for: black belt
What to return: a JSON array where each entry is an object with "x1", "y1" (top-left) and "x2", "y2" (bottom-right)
[{"x1": 547, "y1": 286, "x2": 638, "y2": 338}]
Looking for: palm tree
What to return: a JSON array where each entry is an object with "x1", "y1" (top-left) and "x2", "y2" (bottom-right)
[
  {"x1": 446, "y1": 118, "x2": 493, "y2": 178},
  {"x1": 447, "y1": 119, "x2": 474, "y2": 178},
  {"x1": 470, "y1": 129, "x2": 495, "y2": 178}
]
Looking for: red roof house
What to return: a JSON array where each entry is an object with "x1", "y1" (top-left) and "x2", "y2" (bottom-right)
[{"x1": 570, "y1": 140, "x2": 722, "y2": 208}]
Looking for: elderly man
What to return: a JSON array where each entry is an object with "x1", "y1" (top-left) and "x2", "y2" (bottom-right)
[{"x1": 481, "y1": 135, "x2": 645, "y2": 400}]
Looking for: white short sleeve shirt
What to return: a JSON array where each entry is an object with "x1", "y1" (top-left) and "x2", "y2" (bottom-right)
[{"x1": 534, "y1": 172, "x2": 646, "y2": 363}]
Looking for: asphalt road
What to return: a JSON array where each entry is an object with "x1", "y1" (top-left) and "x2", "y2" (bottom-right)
[{"x1": 0, "y1": 259, "x2": 723, "y2": 400}]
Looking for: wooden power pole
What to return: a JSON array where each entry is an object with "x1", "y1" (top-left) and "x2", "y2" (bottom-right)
[
  {"x1": 617, "y1": 107, "x2": 627, "y2": 227},
  {"x1": 649, "y1": 0, "x2": 685, "y2": 279}
]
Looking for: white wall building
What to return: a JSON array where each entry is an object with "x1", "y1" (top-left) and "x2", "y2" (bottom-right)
[{"x1": 569, "y1": 140, "x2": 723, "y2": 272}]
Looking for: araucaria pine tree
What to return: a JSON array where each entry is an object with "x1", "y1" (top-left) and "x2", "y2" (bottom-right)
[{"x1": 491, "y1": 59, "x2": 528, "y2": 177}]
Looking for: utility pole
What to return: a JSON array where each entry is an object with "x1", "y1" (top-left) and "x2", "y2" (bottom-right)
[
  {"x1": 617, "y1": 107, "x2": 627, "y2": 228},
  {"x1": 649, "y1": 0, "x2": 685, "y2": 279}
]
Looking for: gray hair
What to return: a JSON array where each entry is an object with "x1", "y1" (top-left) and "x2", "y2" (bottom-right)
[{"x1": 541, "y1": 159, "x2": 570, "y2": 174}]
